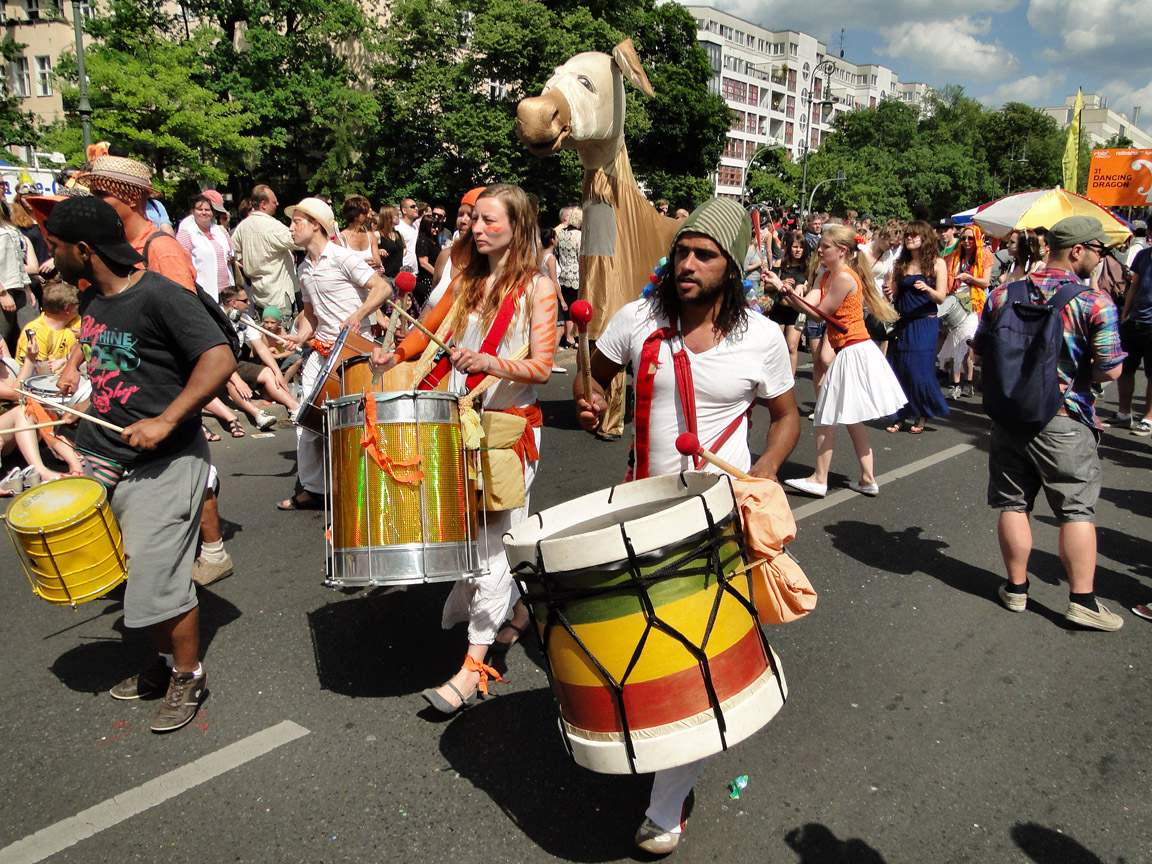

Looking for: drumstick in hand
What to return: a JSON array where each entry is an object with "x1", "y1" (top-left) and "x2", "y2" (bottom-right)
[
  {"x1": 570, "y1": 300, "x2": 595, "y2": 416},
  {"x1": 385, "y1": 295, "x2": 453, "y2": 355},
  {"x1": 675, "y1": 432, "x2": 752, "y2": 480},
  {"x1": 15, "y1": 387, "x2": 125, "y2": 433},
  {"x1": 240, "y1": 316, "x2": 295, "y2": 348}
]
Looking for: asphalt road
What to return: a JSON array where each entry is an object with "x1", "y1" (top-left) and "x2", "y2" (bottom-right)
[{"x1": 1, "y1": 346, "x2": 1149, "y2": 864}]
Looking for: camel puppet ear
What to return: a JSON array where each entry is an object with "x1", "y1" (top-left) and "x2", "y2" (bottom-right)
[{"x1": 612, "y1": 39, "x2": 655, "y2": 99}]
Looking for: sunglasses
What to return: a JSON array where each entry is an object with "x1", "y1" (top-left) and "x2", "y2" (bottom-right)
[{"x1": 1085, "y1": 242, "x2": 1109, "y2": 255}]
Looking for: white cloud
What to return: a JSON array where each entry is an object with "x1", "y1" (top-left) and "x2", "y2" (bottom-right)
[
  {"x1": 877, "y1": 18, "x2": 1018, "y2": 80},
  {"x1": 981, "y1": 72, "x2": 1066, "y2": 107},
  {"x1": 1028, "y1": 0, "x2": 1148, "y2": 70}
]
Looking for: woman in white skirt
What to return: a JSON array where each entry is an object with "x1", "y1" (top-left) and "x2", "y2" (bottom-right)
[{"x1": 782, "y1": 224, "x2": 906, "y2": 498}]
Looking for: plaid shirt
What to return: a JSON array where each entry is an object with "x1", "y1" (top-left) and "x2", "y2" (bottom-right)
[{"x1": 973, "y1": 267, "x2": 1125, "y2": 430}]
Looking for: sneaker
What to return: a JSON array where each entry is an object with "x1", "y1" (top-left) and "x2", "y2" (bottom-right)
[
  {"x1": 961, "y1": 383, "x2": 975, "y2": 398},
  {"x1": 848, "y1": 480, "x2": 880, "y2": 496},
  {"x1": 997, "y1": 584, "x2": 1027, "y2": 613},
  {"x1": 635, "y1": 818, "x2": 680, "y2": 856},
  {"x1": 192, "y1": 553, "x2": 234, "y2": 587},
  {"x1": 255, "y1": 409, "x2": 277, "y2": 430},
  {"x1": 948, "y1": 384, "x2": 962, "y2": 400},
  {"x1": 1106, "y1": 413, "x2": 1133, "y2": 428},
  {"x1": 784, "y1": 478, "x2": 827, "y2": 498},
  {"x1": 1064, "y1": 600, "x2": 1124, "y2": 631},
  {"x1": 1131, "y1": 419, "x2": 1152, "y2": 437},
  {"x1": 551, "y1": 365, "x2": 567, "y2": 373},
  {"x1": 151, "y1": 669, "x2": 208, "y2": 733},
  {"x1": 109, "y1": 659, "x2": 171, "y2": 700},
  {"x1": 1132, "y1": 604, "x2": 1152, "y2": 622}
]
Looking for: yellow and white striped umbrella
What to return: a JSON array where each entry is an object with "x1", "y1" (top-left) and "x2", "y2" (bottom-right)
[{"x1": 973, "y1": 187, "x2": 1132, "y2": 246}]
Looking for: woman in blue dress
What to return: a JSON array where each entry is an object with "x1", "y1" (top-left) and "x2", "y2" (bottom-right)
[{"x1": 884, "y1": 221, "x2": 950, "y2": 434}]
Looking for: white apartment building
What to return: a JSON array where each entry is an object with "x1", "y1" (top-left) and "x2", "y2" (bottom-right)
[
  {"x1": 1040, "y1": 94, "x2": 1152, "y2": 150},
  {"x1": 683, "y1": 5, "x2": 930, "y2": 199}
]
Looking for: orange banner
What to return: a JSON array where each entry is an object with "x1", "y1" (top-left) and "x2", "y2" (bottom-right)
[{"x1": 1087, "y1": 149, "x2": 1152, "y2": 206}]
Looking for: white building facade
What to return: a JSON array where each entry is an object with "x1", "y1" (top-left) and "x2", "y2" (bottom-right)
[
  {"x1": 684, "y1": 5, "x2": 930, "y2": 200},
  {"x1": 1040, "y1": 94, "x2": 1152, "y2": 150}
]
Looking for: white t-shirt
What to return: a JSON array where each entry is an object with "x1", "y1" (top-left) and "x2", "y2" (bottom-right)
[
  {"x1": 297, "y1": 242, "x2": 377, "y2": 342},
  {"x1": 396, "y1": 220, "x2": 418, "y2": 272},
  {"x1": 597, "y1": 299, "x2": 794, "y2": 476}
]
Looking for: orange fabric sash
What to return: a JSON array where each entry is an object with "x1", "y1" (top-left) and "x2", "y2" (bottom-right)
[
  {"x1": 360, "y1": 393, "x2": 423, "y2": 483},
  {"x1": 309, "y1": 337, "x2": 335, "y2": 357},
  {"x1": 464, "y1": 654, "x2": 505, "y2": 696},
  {"x1": 492, "y1": 403, "x2": 543, "y2": 468}
]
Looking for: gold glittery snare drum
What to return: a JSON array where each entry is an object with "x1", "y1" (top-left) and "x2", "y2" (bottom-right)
[{"x1": 324, "y1": 391, "x2": 482, "y2": 586}]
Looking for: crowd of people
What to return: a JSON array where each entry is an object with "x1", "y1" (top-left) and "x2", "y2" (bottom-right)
[{"x1": 1, "y1": 142, "x2": 1149, "y2": 856}]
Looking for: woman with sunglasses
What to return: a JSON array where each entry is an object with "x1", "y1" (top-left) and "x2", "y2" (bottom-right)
[{"x1": 884, "y1": 221, "x2": 950, "y2": 434}]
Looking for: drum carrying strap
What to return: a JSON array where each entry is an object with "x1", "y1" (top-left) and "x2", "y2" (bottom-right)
[
  {"x1": 632, "y1": 316, "x2": 749, "y2": 480},
  {"x1": 418, "y1": 281, "x2": 528, "y2": 391},
  {"x1": 359, "y1": 392, "x2": 423, "y2": 483}
]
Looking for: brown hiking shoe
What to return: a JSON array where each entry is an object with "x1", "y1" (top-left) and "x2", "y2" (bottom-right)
[
  {"x1": 109, "y1": 660, "x2": 171, "y2": 700},
  {"x1": 150, "y1": 669, "x2": 208, "y2": 733}
]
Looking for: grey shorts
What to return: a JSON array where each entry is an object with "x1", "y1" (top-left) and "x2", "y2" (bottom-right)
[
  {"x1": 987, "y1": 415, "x2": 1100, "y2": 522},
  {"x1": 236, "y1": 360, "x2": 265, "y2": 390},
  {"x1": 110, "y1": 436, "x2": 210, "y2": 628}
]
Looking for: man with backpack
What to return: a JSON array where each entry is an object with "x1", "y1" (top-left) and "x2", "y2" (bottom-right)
[{"x1": 971, "y1": 216, "x2": 1126, "y2": 631}]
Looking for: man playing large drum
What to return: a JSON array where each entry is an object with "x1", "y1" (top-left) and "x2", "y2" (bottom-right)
[
  {"x1": 276, "y1": 197, "x2": 392, "y2": 511},
  {"x1": 574, "y1": 197, "x2": 800, "y2": 855},
  {"x1": 49, "y1": 195, "x2": 237, "y2": 733}
]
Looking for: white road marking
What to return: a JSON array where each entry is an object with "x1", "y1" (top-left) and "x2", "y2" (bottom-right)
[
  {"x1": 0, "y1": 720, "x2": 310, "y2": 864},
  {"x1": 791, "y1": 443, "x2": 976, "y2": 521}
]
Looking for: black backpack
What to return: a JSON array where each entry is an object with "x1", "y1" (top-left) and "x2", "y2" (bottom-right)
[{"x1": 981, "y1": 278, "x2": 1089, "y2": 432}]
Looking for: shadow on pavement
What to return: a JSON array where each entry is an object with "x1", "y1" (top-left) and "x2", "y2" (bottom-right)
[
  {"x1": 47, "y1": 587, "x2": 241, "y2": 694},
  {"x1": 784, "y1": 822, "x2": 889, "y2": 863},
  {"x1": 1011, "y1": 822, "x2": 1104, "y2": 864},
  {"x1": 437, "y1": 687, "x2": 650, "y2": 863},
  {"x1": 822, "y1": 521, "x2": 1002, "y2": 602},
  {"x1": 307, "y1": 584, "x2": 461, "y2": 698}
]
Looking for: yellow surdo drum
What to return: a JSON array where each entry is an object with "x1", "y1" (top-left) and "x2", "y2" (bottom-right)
[
  {"x1": 3, "y1": 476, "x2": 127, "y2": 606},
  {"x1": 503, "y1": 472, "x2": 787, "y2": 775},
  {"x1": 324, "y1": 391, "x2": 482, "y2": 586}
]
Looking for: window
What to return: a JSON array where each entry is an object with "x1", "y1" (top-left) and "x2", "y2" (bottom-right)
[
  {"x1": 78, "y1": 0, "x2": 92, "y2": 18},
  {"x1": 871, "y1": 75, "x2": 877, "y2": 85},
  {"x1": 488, "y1": 80, "x2": 507, "y2": 101},
  {"x1": 9, "y1": 57, "x2": 30, "y2": 98},
  {"x1": 35, "y1": 56, "x2": 51, "y2": 97},
  {"x1": 787, "y1": 69, "x2": 796, "y2": 93},
  {"x1": 748, "y1": 84, "x2": 759, "y2": 105},
  {"x1": 786, "y1": 95, "x2": 795, "y2": 119},
  {"x1": 789, "y1": 42, "x2": 798, "y2": 56},
  {"x1": 803, "y1": 62, "x2": 810, "y2": 80},
  {"x1": 717, "y1": 166, "x2": 742, "y2": 187},
  {"x1": 26, "y1": 0, "x2": 40, "y2": 20}
]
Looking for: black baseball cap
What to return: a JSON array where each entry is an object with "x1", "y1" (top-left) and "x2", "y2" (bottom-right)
[
  {"x1": 43, "y1": 195, "x2": 143, "y2": 267},
  {"x1": 934, "y1": 217, "x2": 957, "y2": 230}
]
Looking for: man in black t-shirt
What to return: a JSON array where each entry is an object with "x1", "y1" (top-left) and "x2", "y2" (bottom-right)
[{"x1": 50, "y1": 196, "x2": 236, "y2": 734}]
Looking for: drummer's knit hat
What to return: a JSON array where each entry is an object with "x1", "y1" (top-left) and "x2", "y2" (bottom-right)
[{"x1": 675, "y1": 198, "x2": 751, "y2": 269}]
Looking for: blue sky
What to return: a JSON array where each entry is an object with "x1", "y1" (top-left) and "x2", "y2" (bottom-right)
[{"x1": 699, "y1": 0, "x2": 1152, "y2": 136}]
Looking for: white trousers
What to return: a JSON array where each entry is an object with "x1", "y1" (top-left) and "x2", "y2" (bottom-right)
[
  {"x1": 646, "y1": 759, "x2": 706, "y2": 833},
  {"x1": 296, "y1": 351, "x2": 325, "y2": 495}
]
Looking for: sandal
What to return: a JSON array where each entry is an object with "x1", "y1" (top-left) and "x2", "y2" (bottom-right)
[
  {"x1": 227, "y1": 419, "x2": 245, "y2": 438},
  {"x1": 909, "y1": 424, "x2": 925, "y2": 435},
  {"x1": 885, "y1": 421, "x2": 905, "y2": 434},
  {"x1": 488, "y1": 619, "x2": 531, "y2": 656},
  {"x1": 203, "y1": 424, "x2": 221, "y2": 442},
  {"x1": 277, "y1": 491, "x2": 325, "y2": 511}
]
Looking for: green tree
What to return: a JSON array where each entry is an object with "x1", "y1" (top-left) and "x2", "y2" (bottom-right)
[{"x1": 44, "y1": 2, "x2": 268, "y2": 196}]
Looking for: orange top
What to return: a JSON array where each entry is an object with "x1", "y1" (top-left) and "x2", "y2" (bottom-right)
[{"x1": 820, "y1": 268, "x2": 870, "y2": 351}]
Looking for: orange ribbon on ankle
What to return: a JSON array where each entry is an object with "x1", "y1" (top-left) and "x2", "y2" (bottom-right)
[
  {"x1": 360, "y1": 391, "x2": 423, "y2": 483},
  {"x1": 463, "y1": 654, "x2": 505, "y2": 696}
]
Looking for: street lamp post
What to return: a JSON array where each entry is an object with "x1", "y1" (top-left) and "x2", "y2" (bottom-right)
[
  {"x1": 740, "y1": 142, "x2": 783, "y2": 206},
  {"x1": 798, "y1": 59, "x2": 837, "y2": 223},
  {"x1": 807, "y1": 168, "x2": 847, "y2": 216},
  {"x1": 71, "y1": 0, "x2": 92, "y2": 151}
]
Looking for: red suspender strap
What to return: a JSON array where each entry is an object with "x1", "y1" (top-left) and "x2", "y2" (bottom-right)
[
  {"x1": 465, "y1": 282, "x2": 527, "y2": 392},
  {"x1": 632, "y1": 314, "x2": 751, "y2": 479}
]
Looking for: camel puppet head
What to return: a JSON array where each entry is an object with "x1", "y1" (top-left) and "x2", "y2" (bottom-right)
[{"x1": 516, "y1": 39, "x2": 655, "y2": 170}]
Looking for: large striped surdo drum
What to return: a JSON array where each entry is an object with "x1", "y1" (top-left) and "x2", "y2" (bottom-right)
[{"x1": 503, "y1": 472, "x2": 787, "y2": 774}]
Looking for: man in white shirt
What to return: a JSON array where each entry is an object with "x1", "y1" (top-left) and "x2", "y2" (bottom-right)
[
  {"x1": 396, "y1": 198, "x2": 419, "y2": 273},
  {"x1": 575, "y1": 197, "x2": 800, "y2": 855},
  {"x1": 232, "y1": 185, "x2": 300, "y2": 315},
  {"x1": 277, "y1": 198, "x2": 393, "y2": 511}
]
